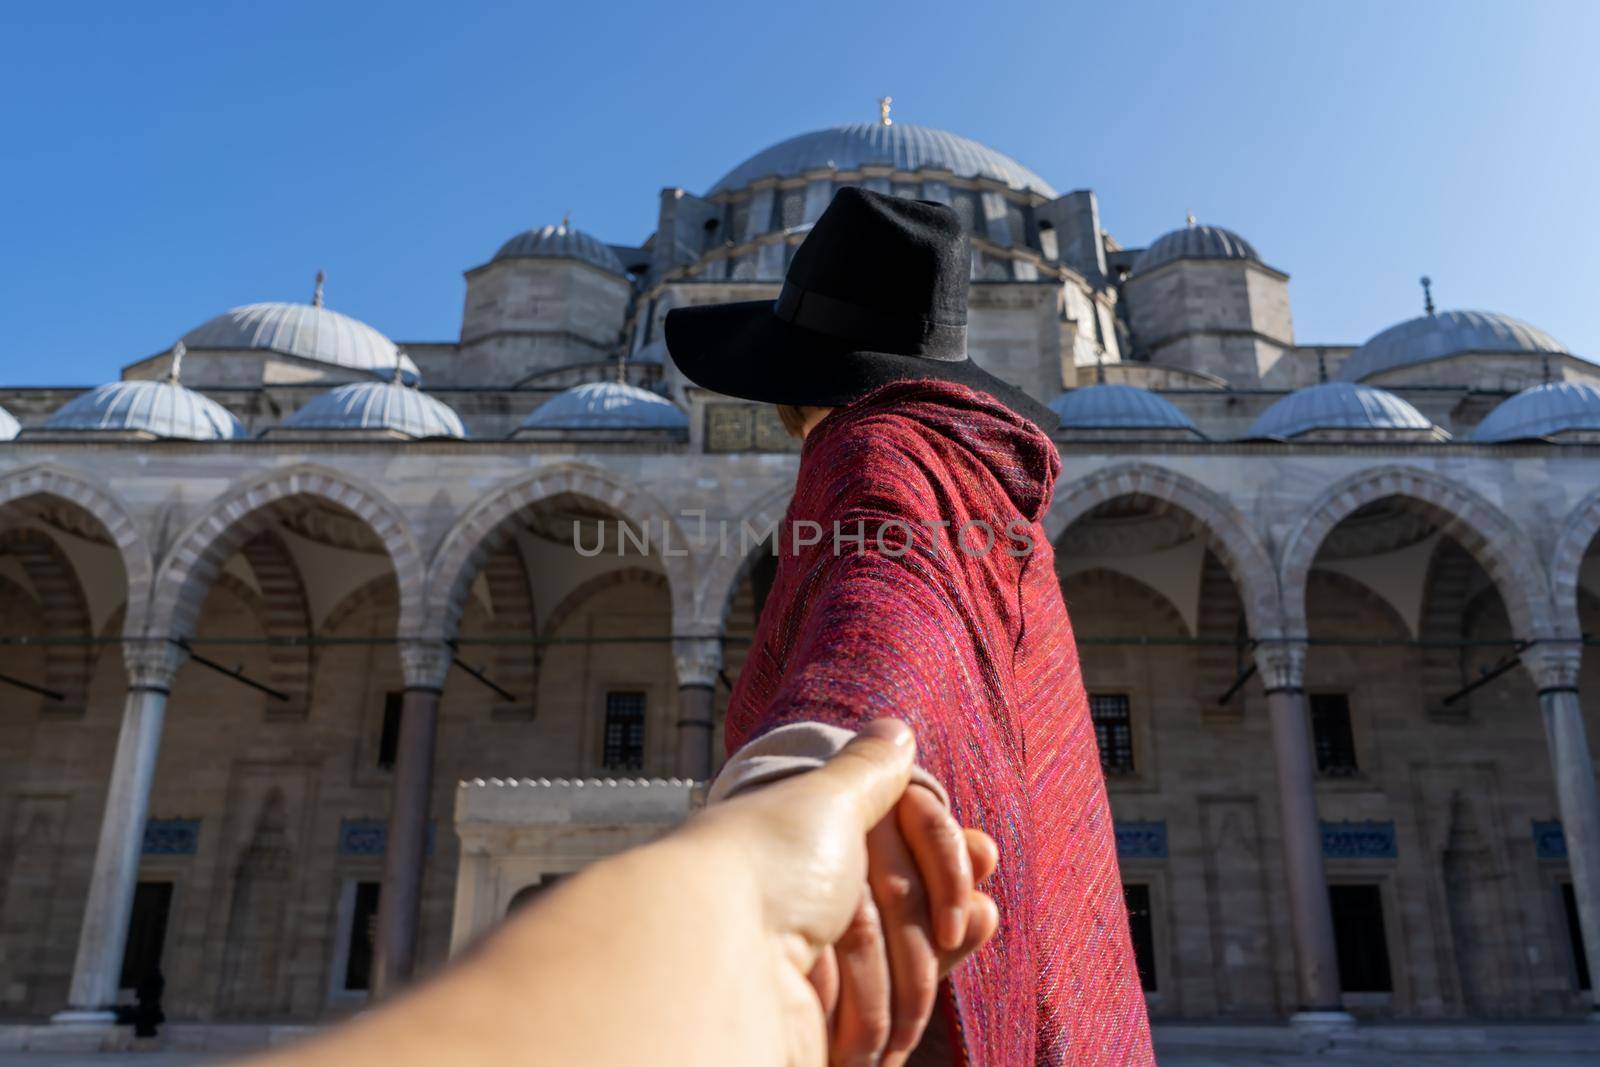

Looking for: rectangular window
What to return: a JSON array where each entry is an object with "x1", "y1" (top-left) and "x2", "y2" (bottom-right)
[
  {"x1": 1089, "y1": 693, "x2": 1135, "y2": 775},
  {"x1": 603, "y1": 691, "x2": 647, "y2": 771},
  {"x1": 1310, "y1": 693, "x2": 1359, "y2": 776},
  {"x1": 1562, "y1": 882, "x2": 1592, "y2": 990},
  {"x1": 344, "y1": 881, "x2": 382, "y2": 992},
  {"x1": 378, "y1": 691, "x2": 403, "y2": 770},
  {"x1": 119, "y1": 881, "x2": 173, "y2": 990},
  {"x1": 1328, "y1": 883, "x2": 1393, "y2": 992},
  {"x1": 1123, "y1": 883, "x2": 1158, "y2": 992}
]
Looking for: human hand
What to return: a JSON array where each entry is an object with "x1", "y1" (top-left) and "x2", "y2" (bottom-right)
[
  {"x1": 682, "y1": 718, "x2": 998, "y2": 1067},
  {"x1": 807, "y1": 783, "x2": 999, "y2": 1066}
]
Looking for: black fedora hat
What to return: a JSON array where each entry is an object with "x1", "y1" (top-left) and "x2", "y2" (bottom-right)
[{"x1": 664, "y1": 187, "x2": 1058, "y2": 431}]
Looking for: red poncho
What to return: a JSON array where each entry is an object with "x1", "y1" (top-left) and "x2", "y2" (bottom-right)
[{"x1": 724, "y1": 381, "x2": 1154, "y2": 1065}]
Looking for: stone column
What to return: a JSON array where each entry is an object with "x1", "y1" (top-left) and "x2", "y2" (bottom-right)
[
  {"x1": 371, "y1": 640, "x2": 451, "y2": 998},
  {"x1": 1523, "y1": 643, "x2": 1600, "y2": 1017},
  {"x1": 1255, "y1": 640, "x2": 1351, "y2": 1025},
  {"x1": 53, "y1": 640, "x2": 186, "y2": 1025},
  {"x1": 674, "y1": 636, "x2": 722, "y2": 781}
]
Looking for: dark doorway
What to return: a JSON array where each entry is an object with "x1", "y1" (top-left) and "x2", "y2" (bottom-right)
[
  {"x1": 1123, "y1": 883, "x2": 1157, "y2": 992},
  {"x1": 344, "y1": 881, "x2": 381, "y2": 992},
  {"x1": 119, "y1": 881, "x2": 173, "y2": 990},
  {"x1": 1329, "y1": 883, "x2": 1393, "y2": 992},
  {"x1": 1562, "y1": 882, "x2": 1592, "y2": 990}
]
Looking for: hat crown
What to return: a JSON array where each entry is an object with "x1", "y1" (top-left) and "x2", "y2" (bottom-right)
[{"x1": 786, "y1": 188, "x2": 969, "y2": 330}]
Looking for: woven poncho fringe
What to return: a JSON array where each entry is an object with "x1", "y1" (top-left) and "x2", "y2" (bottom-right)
[{"x1": 724, "y1": 381, "x2": 1154, "y2": 1066}]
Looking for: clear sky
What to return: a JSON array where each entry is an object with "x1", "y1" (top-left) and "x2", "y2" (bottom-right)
[{"x1": 2, "y1": 0, "x2": 1596, "y2": 386}]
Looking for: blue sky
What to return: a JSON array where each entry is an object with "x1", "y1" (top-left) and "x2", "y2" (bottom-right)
[{"x1": 2, "y1": 0, "x2": 1596, "y2": 385}]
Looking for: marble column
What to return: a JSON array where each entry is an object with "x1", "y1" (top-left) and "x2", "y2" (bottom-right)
[
  {"x1": 53, "y1": 641, "x2": 186, "y2": 1025},
  {"x1": 674, "y1": 636, "x2": 722, "y2": 780},
  {"x1": 371, "y1": 640, "x2": 451, "y2": 998},
  {"x1": 1522, "y1": 643, "x2": 1600, "y2": 1017},
  {"x1": 1255, "y1": 640, "x2": 1351, "y2": 1024}
]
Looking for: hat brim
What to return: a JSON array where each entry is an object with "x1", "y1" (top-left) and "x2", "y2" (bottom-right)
[{"x1": 665, "y1": 301, "x2": 1059, "y2": 432}]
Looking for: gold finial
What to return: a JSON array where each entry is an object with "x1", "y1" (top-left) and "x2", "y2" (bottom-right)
[
  {"x1": 312, "y1": 269, "x2": 326, "y2": 308},
  {"x1": 879, "y1": 96, "x2": 893, "y2": 127},
  {"x1": 1185, "y1": 212, "x2": 1196, "y2": 228},
  {"x1": 168, "y1": 341, "x2": 186, "y2": 384},
  {"x1": 561, "y1": 210, "x2": 570, "y2": 230}
]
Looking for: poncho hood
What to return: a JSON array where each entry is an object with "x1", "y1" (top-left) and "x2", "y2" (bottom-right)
[{"x1": 803, "y1": 380, "x2": 1062, "y2": 524}]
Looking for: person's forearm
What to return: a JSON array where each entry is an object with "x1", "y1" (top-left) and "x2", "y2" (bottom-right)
[{"x1": 256, "y1": 829, "x2": 787, "y2": 1067}]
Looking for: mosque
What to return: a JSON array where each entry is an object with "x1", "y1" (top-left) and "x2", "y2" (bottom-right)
[{"x1": 2, "y1": 102, "x2": 1600, "y2": 1037}]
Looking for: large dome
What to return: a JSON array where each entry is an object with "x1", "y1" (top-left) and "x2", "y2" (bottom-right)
[
  {"x1": 519, "y1": 382, "x2": 687, "y2": 432},
  {"x1": 1472, "y1": 381, "x2": 1600, "y2": 442},
  {"x1": 45, "y1": 380, "x2": 245, "y2": 440},
  {"x1": 709, "y1": 122, "x2": 1056, "y2": 198},
  {"x1": 283, "y1": 380, "x2": 468, "y2": 439},
  {"x1": 1248, "y1": 382, "x2": 1436, "y2": 440},
  {"x1": 494, "y1": 224, "x2": 627, "y2": 276},
  {"x1": 1130, "y1": 223, "x2": 1260, "y2": 277},
  {"x1": 1339, "y1": 310, "x2": 1571, "y2": 383},
  {"x1": 1049, "y1": 384, "x2": 1201, "y2": 435},
  {"x1": 181, "y1": 301, "x2": 420, "y2": 384}
]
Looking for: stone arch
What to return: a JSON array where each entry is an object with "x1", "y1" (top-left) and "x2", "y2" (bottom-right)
[
  {"x1": 321, "y1": 575, "x2": 399, "y2": 636},
  {"x1": 0, "y1": 528, "x2": 95, "y2": 714},
  {"x1": 1045, "y1": 462, "x2": 1280, "y2": 637},
  {"x1": 425, "y1": 464, "x2": 694, "y2": 639},
  {"x1": 1279, "y1": 466, "x2": 1550, "y2": 640},
  {"x1": 0, "y1": 465, "x2": 153, "y2": 638},
  {"x1": 1060, "y1": 567, "x2": 1188, "y2": 638},
  {"x1": 694, "y1": 485, "x2": 791, "y2": 635},
  {"x1": 148, "y1": 465, "x2": 424, "y2": 644},
  {"x1": 1550, "y1": 486, "x2": 1600, "y2": 640}
]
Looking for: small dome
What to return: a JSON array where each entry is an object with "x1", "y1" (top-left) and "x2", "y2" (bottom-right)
[
  {"x1": 710, "y1": 122, "x2": 1056, "y2": 197},
  {"x1": 0, "y1": 403, "x2": 19, "y2": 441},
  {"x1": 1130, "y1": 223, "x2": 1259, "y2": 276},
  {"x1": 1472, "y1": 381, "x2": 1600, "y2": 442},
  {"x1": 283, "y1": 380, "x2": 468, "y2": 439},
  {"x1": 181, "y1": 301, "x2": 419, "y2": 383},
  {"x1": 1340, "y1": 310, "x2": 1572, "y2": 383},
  {"x1": 494, "y1": 224, "x2": 627, "y2": 276},
  {"x1": 1049, "y1": 384, "x2": 1201, "y2": 435},
  {"x1": 519, "y1": 382, "x2": 687, "y2": 431},
  {"x1": 45, "y1": 380, "x2": 245, "y2": 440},
  {"x1": 1248, "y1": 382, "x2": 1436, "y2": 440}
]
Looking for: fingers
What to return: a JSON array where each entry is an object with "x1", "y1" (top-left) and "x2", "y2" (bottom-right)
[
  {"x1": 809, "y1": 719, "x2": 916, "y2": 835},
  {"x1": 938, "y1": 892, "x2": 999, "y2": 978},
  {"x1": 866, "y1": 815, "x2": 939, "y2": 1064},
  {"x1": 830, "y1": 895, "x2": 891, "y2": 1066},
  {"x1": 809, "y1": 945, "x2": 840, "y2": 1022},
  {"x1": 966, "y1": 828, "x2": 998, "y2": 886},
  {"x1": 896, "y1": 787, "x2": 972, "y2": 951}
]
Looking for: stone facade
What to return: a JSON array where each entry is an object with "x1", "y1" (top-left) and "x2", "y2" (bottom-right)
[{"x1": 1, "y1": 116, "x2": 1598, "y2": 1027}]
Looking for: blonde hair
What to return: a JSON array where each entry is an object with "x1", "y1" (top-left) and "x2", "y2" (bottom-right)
[{"x1": 775, "y1": 404, "x2": 810, "y2": 438}]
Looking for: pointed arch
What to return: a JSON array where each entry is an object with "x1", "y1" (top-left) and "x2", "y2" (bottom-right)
[
  {"x1": 425, "y1": 464, "x2": 694, "y2": 639},
  {"x1": 1279, "y1": 466, "x2": 1550, "y2": 640},
  {"x1": 0, "y1": 528, "x2": 95, "y2": 713},
  {"x1": 1045, "y1": 462, "x2": 1280, "y2": 638},
  {"x1": 693, "y1": 484, "x2": 792, "y2": 635},
  {"x1": 148, "y1": 465, "x2": 423, "y2": 642},
  {"x1": 1551, "y1": 486, "x2": 1600, "y2": 640}
]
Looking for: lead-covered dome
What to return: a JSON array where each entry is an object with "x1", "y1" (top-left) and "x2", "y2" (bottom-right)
[
  {"x1": 45, "y1": 380, "x2": 245, "y2": 440},
  {"x1": 1472, "y1": 381, "x2": 1600, "y2": 442},
  {"x1": 181, "y1": 301, "x2": 420, "y2": 384},
  {"x1": 0, "y1": 403, "x2": 19, "y2": 441},
  {"x1": 710, "y1": 122, "x2": 1056, "y2": 198},
  {"x1": 1130, "y1": 223, "x2": 1260, "y2": 276},
  {"x1": 1049, "y1": 384, "x2": 1202, "y2": 436},
  {"x1": 282, "y1": 380, "x2": 467, "y2": 439},
  {"x1": 1339, "y1": 310, "x2": 1571, "y2": 383},
  {"x1": 1248, "y1": 382, "x2": 1438, "y2": 440},
  {"x1": 494, "y1": 223, "x2": 627, "y2": 276},
  {"x1": 518, "y1": 382, "x2": 687, "y2": 432}
]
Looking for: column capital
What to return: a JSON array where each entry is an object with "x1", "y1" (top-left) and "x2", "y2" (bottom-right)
[
  {"x1": 1521, "y1": 640, "x2": 1583, "y2": 692},
  {"x1": 122, "y1": 639, "x2": 185, "y2": 692},
  {"x1": 399, "y1": 640, "x2": 452, "y2": 691},
  {"x1": 673, "y1": 635, "x2": 723, "y2": 690},
  {"x1": 1254, "y1": 638, "x2": 1308, "y2": 693}
]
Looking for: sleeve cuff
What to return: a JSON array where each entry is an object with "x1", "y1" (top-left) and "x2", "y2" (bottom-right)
[{"x1": 706, "y1": 721, "x2": 951, "y2": 808}]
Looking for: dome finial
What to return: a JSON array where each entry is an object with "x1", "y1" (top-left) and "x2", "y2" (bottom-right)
[
  {"x1": 168, "y1": 341, "x2": 186, "y2": 384},
  {"x1": 1420, "y1": 275, "x2": 1435, "y2": 317},
  {"x1": 1316, "y1": 348, "x2": 1328, "y2": 384},
  {"x1": 561, "y1": 210, "x2": 570, "y2": 230},
  {"x1": 1185, "y1": 211, "x2": 1196, "y2": 228},
  {"x1": 313, "y1": 269, "x2": 326, "y2": 308},
  {"x1": 879, "y1": 96, "x2": 893, "y2": 127},
  {"x1": 1095, "y1": 352, "x2": 1106, "y2": 384}
]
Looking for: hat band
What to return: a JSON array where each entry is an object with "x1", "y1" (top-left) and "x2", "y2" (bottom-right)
[{"x1": 773, "y1": 282, "x2": 967, "y2": 362}]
